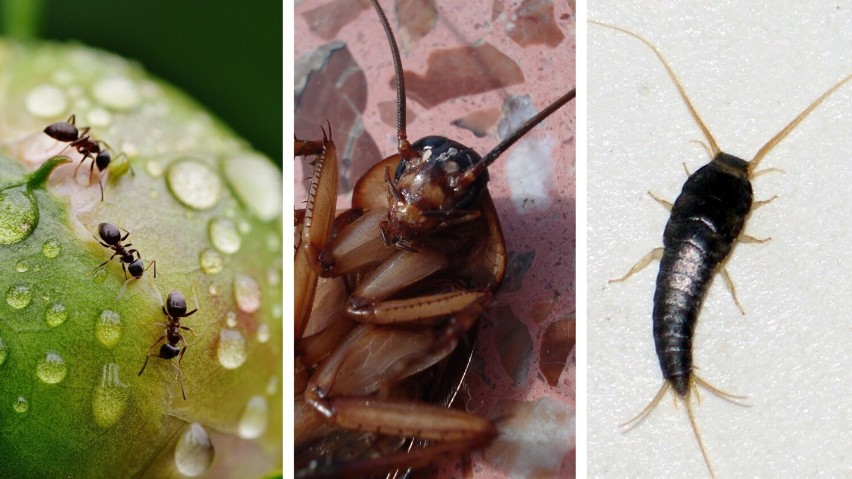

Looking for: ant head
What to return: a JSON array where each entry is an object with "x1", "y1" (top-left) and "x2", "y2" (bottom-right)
[
  {"x1": 166, "y1": 290, "x2": 188, "y2": 317},
  {"x1": 159, "y1": 343, "x2": 181, "y2": 360},
  {"x1": 128, "y1": 259, "x2": 146, "y2": 279},
  {"x1": 44, "y1": 117, "x2": 79, "y2": 143},
  {"x1": 95, "y1": 150, "x2": 111, "y2": 171},
  {"x1": 98, "y1": 223, "x2": 121, "y2": 245},
  {"x1": 383, "y1": 136, "x2": 488, "y2": 246}
]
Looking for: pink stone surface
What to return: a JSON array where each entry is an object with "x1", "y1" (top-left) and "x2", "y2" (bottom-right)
[{"x1": 295, "y1": 0, "x2": 575, "y2": 476}]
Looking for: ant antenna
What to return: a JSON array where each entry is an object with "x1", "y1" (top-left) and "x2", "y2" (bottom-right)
[{"x1": 369, "y1": 0, "x2": 415, "y2": 160}]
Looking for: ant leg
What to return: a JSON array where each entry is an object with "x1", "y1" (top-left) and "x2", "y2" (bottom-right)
[
  {"x1": 98, "y1": 176, "x2": 104, "y2": 202},
  {"x1": 117, "y1": 277, "x2": 134, "y2": 300},
  {"x1": 120, "y1": 229, "x2": 131, "y2": 242},
  {"x1": 171, "y1": 362, "x2": 187, "y2": 400},
  {"x1": 145, "y1": 260, "x2": 157, "y2": 279}
]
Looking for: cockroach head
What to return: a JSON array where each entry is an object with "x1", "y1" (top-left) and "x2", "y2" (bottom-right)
[{"x1": 382, "y1": 136, "x2": 489, "y2": 249}]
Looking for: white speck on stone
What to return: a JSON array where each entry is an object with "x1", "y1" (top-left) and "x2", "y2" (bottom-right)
[
  {"x1": 87, "y1": 108, "x2": 112, "y2": 127},
  {"x1": 25, "y1": 85, "x2": 67, "y2": 118},
  {"x1": 93, "y1": 76, "x2": 140, "y2": 110},
  {"x1": 484, "y1": 397, "x2": 575, "y2": 478},
  {"x1": 504, "y1": 137, "x2": 555, "y2": 213}
]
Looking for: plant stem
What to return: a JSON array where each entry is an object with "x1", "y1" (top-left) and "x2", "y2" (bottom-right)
[{"x1": 2, "y1": 0, "x2": 43, "y2": 39}]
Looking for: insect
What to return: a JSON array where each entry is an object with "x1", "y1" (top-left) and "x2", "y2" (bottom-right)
[
  {"x1": 43, "y1": 114, "x2": 128, "y2": 200},
  {"x1": 93, "y1": 222, "x2": 156, "y2": 297},
  {"x1": 138, "y1": 289, "x2": 198, "y2": 400},
  {"x1": 295, "y1": 1, "x2": 574, "y2": 477},
  {"x1": 589, "y1": 19, "x2": 851, "y2": 479}
]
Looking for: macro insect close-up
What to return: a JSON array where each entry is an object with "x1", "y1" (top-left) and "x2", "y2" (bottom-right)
[
  {"x1": 0, "y1": 3, "x2": 283, "y2": 477},
  {"x1": 295, "y1": 0, "x2": 576, "y2": 477},
  {"x1": 588, "y1": 1, "x2": 852, "y2": 477}
]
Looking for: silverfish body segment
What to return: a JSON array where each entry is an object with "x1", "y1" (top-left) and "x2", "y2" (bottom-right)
[{"x1": 654, "y1": 152, "x2": 752, "y2": 395}]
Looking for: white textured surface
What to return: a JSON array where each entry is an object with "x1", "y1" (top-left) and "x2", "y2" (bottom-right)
[{"x1": 588, "y1": 1, "x2": 852, "y2": 478}]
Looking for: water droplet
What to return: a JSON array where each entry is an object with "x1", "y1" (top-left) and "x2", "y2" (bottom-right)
[
  {"x1": 207, "y1": 284, "x2": 219, "y2": 296},
  {"x1": 234, "y1": 274, "x2": 261, "y2": 313},
  {"x1": 95, "y1": 310, "x2": 122, "y2": 348},
  {"x1": 6, "y1": 284, "x2": 32, "y2": 310},
  {"x1": 87, "y1": 108, "x2": 112, "y2": 127},
  {"x1": 36, "y1": 351, "x2": 67, "y2": 384},
  {"x1": 256, "y1": 322, "x2": 270, "y2": 343},
  {"x1": 146, "y1": 160, "x2": 164, "y2": 178},
  {"x1": 272, "y1": 304, "x2": 282, "y2": 319},
  {"x1": 238, "y1": 395, "x2": 268, "y2": 439},
  {"x1": 167, "y1": 160, "x2": 222, "y2": 210},
  {"x1": 266, "y1": 232, "x2": 280, "y2": 252},
  {"x1": 266, "y1": 375, "x2": 278, "y2": 395},
  {"x1": 198, "y1": 248, "x2": 224, "y2": 275},
  {"x1": 266, "y1": 267, "x2": 280, "y2": 286},
  {"x1": 237, "y1": 220, "x2": 251, "y2": 235},
  {"x1": 92, "y1": 76, "x2": 140, "y2": 110},
  {"x1": 15, "y1": 260, "x2": 29, "y2": 273},
  {"x1": 45, "y1": 303, "x2": 68, "y2": 327},
  {"x1": 12, "y1": 396, "x2": 28, "y2": 414},
  {"x1": 222, "y1": 153, "x2": 282, "y2": 221},
  {"x1": 25, "y1": 84, "x2": 67, "y2": 118},
  {"x1": 225, "y1": 311, "x2": 237, "y2": 328},
  {"x1": 92, "y1": 363, "x2": 129, "y2": 428},
  {"x1": 174, "y1": 423, "x2": 214, "y2": 477},
  {"x1": 0, "y1": 186, "x2": 38, "y2": 245},
  {"x1": 208, "y1": 218, "x2": 241, "y2": 254},
  {"x1": 0, "y1": 338, "x2": 7, "y2": 366},
  {"x1": 217, "y1": 329, "x2": 247, "y2": 369},
  {"x1": 42, "y1": 239, "x2": 61, "y2": 258}
]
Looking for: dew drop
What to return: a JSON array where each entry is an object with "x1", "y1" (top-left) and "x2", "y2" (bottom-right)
[
  {"x1": 92, "y1": 363, "x2": 129, "y2": 428},
  {"x1": 167, "y1": 160, "x2": 222, "y2": 210},
  {"x1": 6, "y1": 284, "x2": 32, "y2": 310},
  {"x1": 42, "y1": 239, "x2": 61, "y2": 258},
  {"x1": 45, "y1": 303, "x2": 68, "y2": 328},
  {"x1": 0, "y1": 186, "x2": 38, "y2": 245},
  {"x1": 146, "y1": 160, "x2": 164, "y2": 178},
  {"x1": 25, "y1": 84, "x2": 67, "y2": 118},
  {"x1": 237, "y1": 220, "x2": 251, "y2": 235},
  {"x1": 234, "y1": 274, "x2": 261, "y2": 313},
  {"x1": 199, "y1": 248, "x2": 224, "y2": 275},
  {"x1": 256, "y1": 322, "x2": 270, "y2": 343},
  {"x1": 266, "y1": 375, "x2": 278, "y2": 395},
  {"x1": 15, "y1": 260, "x2": 29, "y2": 273},
  {"x1": 95, "y1": 310, "x2": 122, "y2": 348},
  {"x1": 222, "y1": 153, "x2": 283, "y2": 221},
  {"x1": 0, "y1": 338, "x2": 7, "y2": 366},
  {"x1": 225, "y1": 311, "x2": 237, "y2": 328},
  {"x1": 174, "y1": 422, "x2": 215, "y2": 477},
  {"x1": 207, "y1": 284, "x2": 219, "y2": 296},
  {"x1": 87, "y1": 108, "x2": 112, "y2": 127},
  {"x1": 36, "y1": 351, "x2": 67, "y2": 384},
  {"x1": 266, "y1": 267, "x2": 280, "y2": 286},
  {"x1": 272, "y1": 304, "x2": 282, "y2": 319},
  {"x1": 12, "y1": 396, "x2": 28, "y2": 414},
  {"x1": 92, "y1": 76, "x2": 140, "y2": 110},
  {"x1": 266, "y1": 232, "x2": 280, "y2": 252},
  {"x1": 238, "y1": 395, "x2": 269, "y2": 439},
  {"x1": 208, "y1": 218, "x2": 241, "y2": 254},
  {"x1": 217, "y1": 329, "x2": 247, "y2": 369}
]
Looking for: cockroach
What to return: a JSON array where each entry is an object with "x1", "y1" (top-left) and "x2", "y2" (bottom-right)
[
  {"x1": 295, "y1": 1, "x2": 574, "y2": 477},
  {"x1": 138, "y1": 288, "x2": 198, "y2": 400},
  {"x1": 591, "y1": 20, "x2": 851, "y2": 478}
]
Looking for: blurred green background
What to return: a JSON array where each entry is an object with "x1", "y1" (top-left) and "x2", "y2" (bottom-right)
[{"x1": 0, "y1": 0, "x2": 282, "y2": 165}]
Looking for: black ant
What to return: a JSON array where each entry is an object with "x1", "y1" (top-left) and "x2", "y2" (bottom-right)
[
  {"x1": 43, "y1": 114, "x2": 130, "y2": 201},
  {"x1": 93, "y1": 222, "x2": 156, "y2": 298},
  {"x1": 138, "y1": 289, "x2": 198, "y2": 400}
]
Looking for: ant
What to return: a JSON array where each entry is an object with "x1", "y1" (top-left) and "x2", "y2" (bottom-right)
[
  {"x1": 138, "y1": 289, "x2": 198, "y2": 400},
  {"x1": 93, "y1": 222, "x2": 156, "y2": 298},
  {"x1": 43, "y1": 114, "x2": 130, "y2": 201}
]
